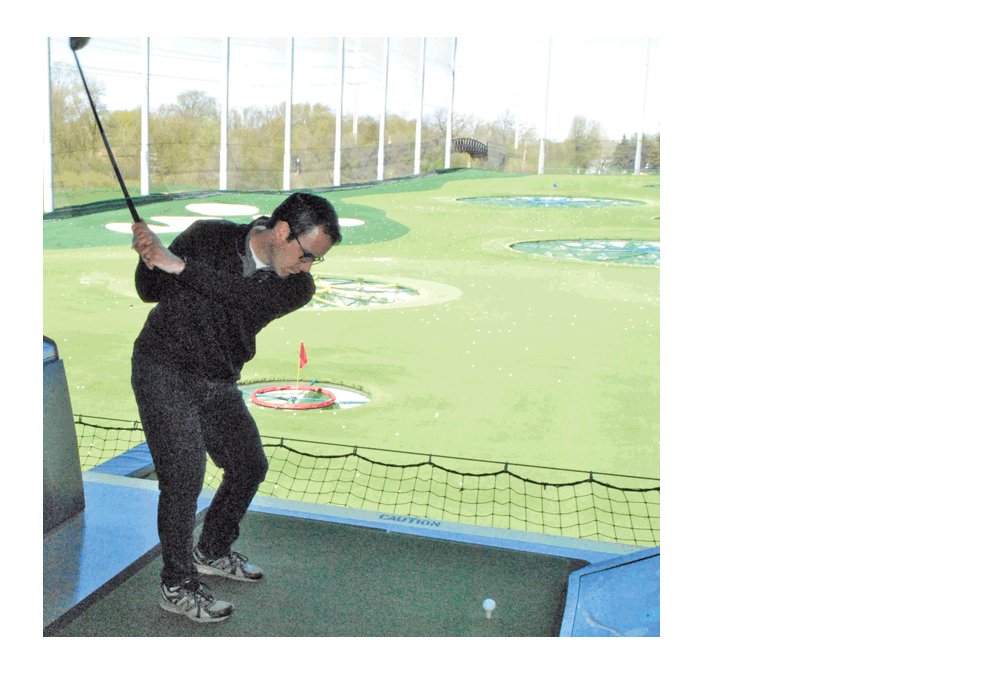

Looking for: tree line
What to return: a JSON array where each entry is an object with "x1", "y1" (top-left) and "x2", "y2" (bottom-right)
[{"x1": 49, "y1": 64, "x2": 659, "y2": 203}]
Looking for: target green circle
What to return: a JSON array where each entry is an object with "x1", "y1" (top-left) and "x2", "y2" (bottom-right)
[
  {"x1": 251, "y1": 385, "x2": 337, "y2": 410},
  {"x1": 510, "y1": 238, "x2": 661, "y2": 266}
]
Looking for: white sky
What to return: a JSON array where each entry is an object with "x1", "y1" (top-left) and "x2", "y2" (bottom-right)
[{"x1": 47, "y1": 36, "x2": 660, "y2": 142}]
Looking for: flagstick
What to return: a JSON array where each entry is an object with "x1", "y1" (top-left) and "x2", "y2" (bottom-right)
[
  {"x1": 294, "y1": 341, "x2": 308, "y2": 401},
  {"x1": 290, "y1": 379, "x2": 319, "y2": 405},
  {"x1": 297, "y1": 341, "x2": 304, "y2": 388},
  {"x1": 291, "y1": 365, "x2": 302, "y2": 403}
]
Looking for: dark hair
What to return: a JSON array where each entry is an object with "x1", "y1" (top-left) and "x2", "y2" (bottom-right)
[{"x1": 267, "y1": 192, "x2": 342, "y2": 246}]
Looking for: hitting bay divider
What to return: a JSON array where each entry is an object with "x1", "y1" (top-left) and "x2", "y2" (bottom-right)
[{"x1": 74, "y1": 415, "x2": 659, "y2": 548}]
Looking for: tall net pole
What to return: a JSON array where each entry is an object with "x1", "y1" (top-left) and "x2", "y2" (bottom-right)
[
  {"x1": 636, "y1": 38, "x2": 650, "y2": 176},
  {"x1": 352, "y1": 41, "x2": 358, "y2": 142},
  {"x1": 635, "y1": 38, "x2": 651, "y2": 176},
  {"x1": 378, "y1": 38, "x2": 388, "y2": 181},
  {"x1": 283, "y1": 38, "x2": 294, "y2": 191},
  {"x1": 141, "y1": 39, "x2": 150, "y2": 195},
  {"x1": 539, "y1": 38, "x2": 552, "y2": 175},
  {"x1": 334, "y1": 37, "x2": 344, "y2": 187},
  {"x1": 445, "y1": 38, "x2": 456, "y2": 169},
  {"x1": 44, "y1": 39, "x2": 54, "y2": 213},
  {"x1": 414, "y1": 37, "x2": 425, "y2": 175},
  {"x1": 220, "y1": 38, "x2": 230, "y2": 191}
]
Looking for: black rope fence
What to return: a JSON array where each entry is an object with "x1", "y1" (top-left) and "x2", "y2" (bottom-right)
[
  {"x1": 75, "y1": 415, "x2": 145, "y2": 470},
  {"x1": 74, "y1": 414, "x2": 659, "y2": 547}
]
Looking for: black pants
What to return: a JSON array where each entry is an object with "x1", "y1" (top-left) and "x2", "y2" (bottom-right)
[{"x1": 131, "y1": 355, "x2": 269, "y2": 586}]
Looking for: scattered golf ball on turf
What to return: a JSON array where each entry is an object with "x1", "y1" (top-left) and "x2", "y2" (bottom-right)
[{"x1": 483, "y1": 598, "x2": 496, "y2": 619}]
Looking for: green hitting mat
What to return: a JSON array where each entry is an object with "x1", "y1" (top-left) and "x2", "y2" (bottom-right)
[{"x1": 51, "y1": 510, "x2": 590, "y2": 637}]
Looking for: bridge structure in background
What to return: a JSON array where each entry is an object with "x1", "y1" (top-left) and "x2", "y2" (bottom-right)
[{"x1": 452, "y1": 138, "x2": 514, "y2": 169}]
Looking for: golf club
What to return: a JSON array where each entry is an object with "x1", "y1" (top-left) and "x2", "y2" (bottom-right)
[{"x1": 69, "y1": 37, "x2": 141, "y2": 223}]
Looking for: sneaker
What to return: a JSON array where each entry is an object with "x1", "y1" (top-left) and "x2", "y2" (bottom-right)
[
  {"x1": 159, "y1": 579, "x2": 233, "y2": 623},
  {"x1": 193, "y1": 546, "x2": 264, "y2": 582}
]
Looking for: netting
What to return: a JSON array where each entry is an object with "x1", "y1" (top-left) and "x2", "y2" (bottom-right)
[
  {"x1": 511, "y1": 239, "x2": 661, "y2": 266},
  {"x1": 46, "y1": 37, "x2": 663, "y2": 213},
  {"x1": 72, "y1": 415, "x2": 659, "y2": 547},
  {"x1": 75, "y1": 416, "x2": 147, "y2": 471},
  {"x1": 457, "y1": 196, "x2": 641, "y2": 208}
]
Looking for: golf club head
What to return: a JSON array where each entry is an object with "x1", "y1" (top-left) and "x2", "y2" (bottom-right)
[{"x1": 70, "y1": 37, "x2": 90, "y2": 51}]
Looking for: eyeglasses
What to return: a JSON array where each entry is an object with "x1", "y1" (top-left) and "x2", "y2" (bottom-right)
[{"x1": 293, "y1": 238, "x2": 324, "y2": 265}]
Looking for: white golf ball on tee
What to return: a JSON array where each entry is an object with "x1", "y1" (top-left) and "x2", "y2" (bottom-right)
[{"x1": 483, "y1": 598, "x2": 496, "y2": 619}]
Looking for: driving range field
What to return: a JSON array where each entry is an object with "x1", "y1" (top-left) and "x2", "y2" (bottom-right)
[{"x1": 42, "y1": 170, "x2": 662, "y2": 481}]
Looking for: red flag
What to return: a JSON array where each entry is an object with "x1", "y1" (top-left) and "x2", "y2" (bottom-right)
[{"x1": 299, "y1": 342, "x2": 308, "y2": 369}]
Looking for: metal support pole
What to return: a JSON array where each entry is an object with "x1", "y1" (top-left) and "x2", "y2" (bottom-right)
[
  {"x1": 283, "y1": 37, "x2": 293, "y2": 191},
  {"x1": 141, "y1": 38, "x2": 150, "y2": 195},
  {"x1": 539, "y1": 38, "x2": 552, "y2": 175},
  {"x1": 378, "y1": 38, "x2": 388, "y2": 181},
  {"x1": 334, "y1": 37, "x2": 344, "y2": 187},
  {"x1": 220, "y1": 38, "x2": 230, "y2": 190},
  {"x1": 635, "y1": 38, "x2": 651, "y2": 176},
  {"x1": 445, "y1": 38, "x2": 456, "y2": 169},
  {"x1": 414, "y1": 37, "x2": 426, "y2": 175},
  {"x1": 43, "y1": 39, "x2": 54, "y2": 213}
]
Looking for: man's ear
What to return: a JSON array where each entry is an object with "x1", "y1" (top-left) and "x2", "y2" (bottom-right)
[{"x1": 276, "y1": 220, "x2": 291, "y2": 239}]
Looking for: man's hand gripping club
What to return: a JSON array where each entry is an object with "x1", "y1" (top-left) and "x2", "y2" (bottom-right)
[{"x1": 132, "y1": 221, "x2": 186, "y2": 275}]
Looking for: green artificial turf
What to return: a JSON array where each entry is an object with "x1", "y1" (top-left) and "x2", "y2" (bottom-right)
[{"x1": 43, "y1": 172, "x2": 662, "y2": 480}]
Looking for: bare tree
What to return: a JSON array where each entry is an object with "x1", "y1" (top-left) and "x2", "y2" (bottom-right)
[
  {"x1": 50, "y1": 64, "x2": 106, "y2": 161},
  {"x1": 475, "y1": 108, "x2": 516, "y2": 148},
  {"x1": 429, "y1": 106, "x2": 480, "y2": 141}
]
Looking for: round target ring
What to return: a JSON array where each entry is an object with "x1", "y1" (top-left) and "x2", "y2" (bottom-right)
[{"x1": 250, "y1": 385, "x2": 337, "y2": 410}]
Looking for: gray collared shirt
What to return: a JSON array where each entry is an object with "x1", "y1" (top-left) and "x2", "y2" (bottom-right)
[{"x1": 241, "y1": 226, "x2": 271, "y2": 277}]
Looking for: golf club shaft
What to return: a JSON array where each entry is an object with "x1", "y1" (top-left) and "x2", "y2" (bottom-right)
[{"x1": 71, "y1": 50, "x2": 141, "y2": 223}]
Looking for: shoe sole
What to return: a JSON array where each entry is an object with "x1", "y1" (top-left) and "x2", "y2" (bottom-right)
[
  {"x1": 195, "y1": 563, "x2": 263, "y2": 583},
  {"x1": 159, "y1": 598, "x2": 233, "y2": 623}
]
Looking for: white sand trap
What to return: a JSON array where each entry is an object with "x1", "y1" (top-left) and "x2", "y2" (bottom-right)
[
  {"x1": 105, "y1": 216, "x2": 204, "y2": 234},
  {"x1": 186, "y1": 203, "x2": 260, "y2": 216},
  {"x1": 107, "y1": 213, "x2": 361, "y2": 235},
  {"x1": 106, "y1": 222, "x2": 163, "y2": 234}
]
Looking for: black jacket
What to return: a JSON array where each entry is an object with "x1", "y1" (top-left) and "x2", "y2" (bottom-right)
[{"x1": 132, "y1": 219, "x2": 315, "y2": 382}]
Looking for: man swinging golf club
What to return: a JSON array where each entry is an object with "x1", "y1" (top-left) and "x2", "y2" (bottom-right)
[{"x1": 130, "y1": 192, "x2": 341, "y2": 623}]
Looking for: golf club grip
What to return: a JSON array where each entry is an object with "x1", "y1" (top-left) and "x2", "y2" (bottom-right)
[{"x1": 72, "y1": 52, "x2": 141, "y2": 223}]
